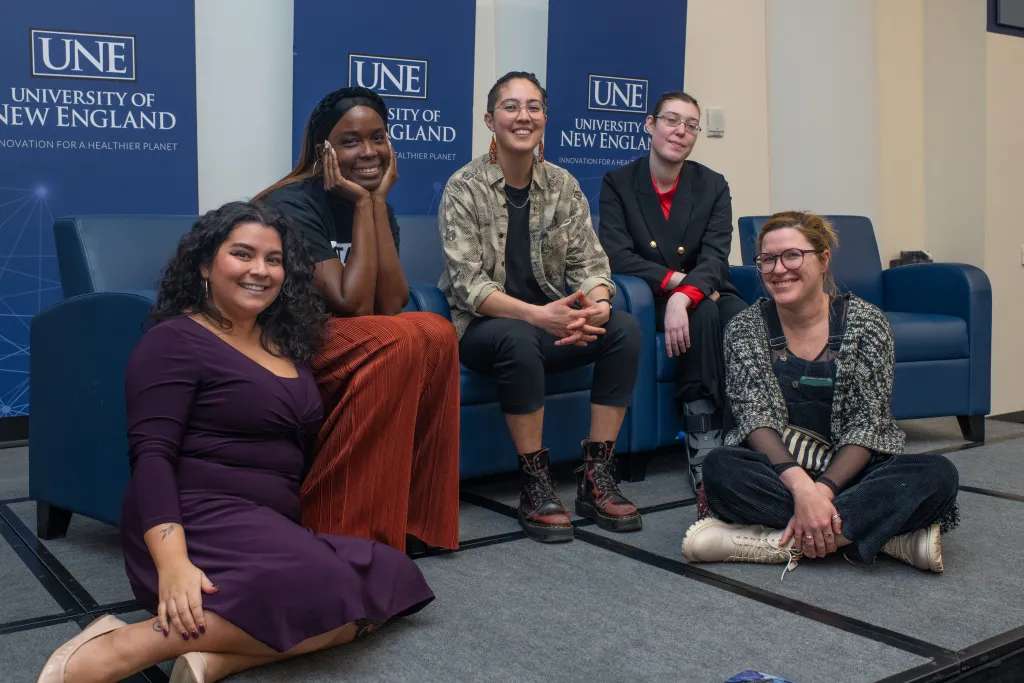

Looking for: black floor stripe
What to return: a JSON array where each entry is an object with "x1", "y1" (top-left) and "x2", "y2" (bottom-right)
[
  {"x1": 0, "y1": 496, "x2": 29, "y2": 506},
  {"x1": 88, "y1": 599, "x2": 142, "y2": 616},
  {"x1": 0, "y1": 504, "x2": 99, "y2": 611},
  {"x1": 872, "y1": 657, "x2": 960, "y2": 683},
  {"x1": 0, "y1": 612, "x2": 76, "y2": 636},
  {"x1": 572, "y1": 526, "x2": 953, "y2": 661},
  {"x1": 0, "y1": 505, "x2": 82, "y2": 616},
  {"x1": 958, "y1": 485, "x2": 1024, "y2": 503},
  {"x1": 463, "y1": 488, "x2": 951, "y2": 659}
]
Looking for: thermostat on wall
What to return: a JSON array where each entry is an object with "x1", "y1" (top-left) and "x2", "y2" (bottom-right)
[{"x1": 706, "y1": 108, "x2": 725, "y2": 138}]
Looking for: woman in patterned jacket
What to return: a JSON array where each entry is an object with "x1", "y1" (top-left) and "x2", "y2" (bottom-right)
[
  {"x1": 682, "y1": 211, "x2": 960, "y2": 574},
  {"x1": 438, "y1": 71, "x2": 643, "y2": 542}
]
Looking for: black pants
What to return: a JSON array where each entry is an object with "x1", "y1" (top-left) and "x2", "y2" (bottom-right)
[
  {"x1": 702, "y1": 447, "x2": 960, "y2": 562},
  {"x1": 656, "y1": 293, "x2": 748, "y2": 410},
  {"x1": 459, "y1": 309, "x2": 641, "y2": 415}
]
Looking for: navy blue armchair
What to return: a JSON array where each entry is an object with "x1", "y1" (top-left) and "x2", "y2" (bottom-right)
[
  {"x1": 30, "y1": 213, "x2": 659, "y2": 537},
  {"x1": 397, "y1": 214, "x2": 657, "y2": 479},
  {"x1": 737, "y1": 215, "x2": 991, "y2": 440},
  {"x1": 30, "y1": 215, "x2": 195, "y2": 538}
]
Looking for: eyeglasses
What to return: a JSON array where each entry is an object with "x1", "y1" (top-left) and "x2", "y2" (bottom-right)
[
  {"x1": 654, "y1": 114, "x2": 701, "y2": 134},
  {"x1": 495, "y1": 101, "x2": 547, "y2": 119},
  {"x1": 754, "y1": 248, "x2": 824, "y2": 274}
]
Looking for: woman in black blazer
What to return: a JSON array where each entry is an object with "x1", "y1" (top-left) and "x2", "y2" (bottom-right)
[{"x1": 598, "y1": 91, "x2": 746, "y2": 494}]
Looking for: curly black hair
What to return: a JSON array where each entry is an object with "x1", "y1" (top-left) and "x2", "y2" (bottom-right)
[{"x1": 151, "y1": 201, "x2": 327, "y2": 364}]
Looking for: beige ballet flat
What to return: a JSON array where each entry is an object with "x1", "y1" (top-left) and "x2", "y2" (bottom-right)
[
  {"x1": 170, "y1": 652, "x2": 208, "y2": 683},
  {"x1": 37, "y1": 614, "x2": 127, "y2": 682}
]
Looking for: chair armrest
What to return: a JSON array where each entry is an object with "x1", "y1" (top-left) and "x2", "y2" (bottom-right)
[
  {"x1": 883, "y1": 263, "x2": 992, "y2": 415},
  {"x1": 29, "y1": 292, "x2": 157, "y2": 526},
  {"x1": 405, "y1": 281, "x2": 452, "y2": 320},
  {"x1": 728, "y1": 265, "x2": 761, "y2": 305},
  {"x1": 612, "y1": 275, "x2": 657, "y2": 453}
]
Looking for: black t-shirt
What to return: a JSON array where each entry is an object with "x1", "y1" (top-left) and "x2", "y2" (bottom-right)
[
  {"x1": 262, "y1": 176, "x2": 400, "y2": 265},
  {"x1": 503, "y1": 184, "x2": 548, "y2": 305}
]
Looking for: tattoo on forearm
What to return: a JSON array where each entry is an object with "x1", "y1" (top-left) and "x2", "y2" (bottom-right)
[
  {"x1": 152, "y1": 620, "x2": 163, "y2": 633},
  {"x1": 160, "y1": 524, "x2": 177, "y2": 541}
]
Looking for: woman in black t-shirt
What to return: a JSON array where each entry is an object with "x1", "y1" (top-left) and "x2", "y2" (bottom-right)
[{"x1": 256, "y1": 87, "x2": 460, "y2": 556}]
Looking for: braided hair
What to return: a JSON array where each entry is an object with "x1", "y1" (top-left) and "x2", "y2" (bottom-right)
[{"x1": 254, "y1": 87, "x2": 389, "y2": 200}]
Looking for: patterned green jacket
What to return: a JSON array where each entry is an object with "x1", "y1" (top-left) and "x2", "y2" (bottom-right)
[
  {"x1": 437, "y1": 154, "x2": 615, "y2": 338},
  {"x1": 723, "y1": 293, "x2": 906, "y2": 455}
]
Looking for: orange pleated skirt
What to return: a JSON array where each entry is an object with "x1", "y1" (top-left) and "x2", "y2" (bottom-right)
[{"x1": 300, "y1": 312, "x2": 461, "y2": 552}]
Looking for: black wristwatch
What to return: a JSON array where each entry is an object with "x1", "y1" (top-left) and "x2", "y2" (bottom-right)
[{"x1": 596, "y1": 298, "x2": 613, "y2": 309}]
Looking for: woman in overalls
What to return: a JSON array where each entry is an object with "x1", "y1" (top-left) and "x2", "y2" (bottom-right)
[{"x1": 682, "y1": 211, "x2": 960, "y2": 574}]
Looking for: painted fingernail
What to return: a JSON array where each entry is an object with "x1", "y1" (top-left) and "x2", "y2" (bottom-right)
[
  {"x1": 164, "y1": 629, "x2": 169, "y2": 637},
  {"x1": 192, "y1": 631, "x2": 199, "y2": 639},
  {"x1": 182, "y1": 633, "x2": 189, "y2": 641},
  {"x1": 198, "y1": 625, "x2": 206, "y2": 634}
]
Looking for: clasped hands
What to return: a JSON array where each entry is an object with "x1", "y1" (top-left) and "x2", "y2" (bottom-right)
[
  {"x1": 780, "y1": 481, "x2": 844, "y2": 559},
  {"x1": 530, "y1": 290, "x2": 610, "y2": 347}
]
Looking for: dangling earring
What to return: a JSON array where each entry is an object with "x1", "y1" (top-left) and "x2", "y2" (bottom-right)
[
  {"x1": 488, "y1": 135, "x2": 497, "y2": 164},
  {"x1": 538, "y1": 140, "x2": 545, "y2": 164},
  {"x1": 204, "y1": 278, "x2": 211, "y2": 300}
]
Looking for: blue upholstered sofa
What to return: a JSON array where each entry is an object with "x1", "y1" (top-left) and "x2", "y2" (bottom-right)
[
  {"x1": 737, "y1": 215, "x2": 991, "y2": 440},
  {"x1": 28, "y1": 211, "x2": 990, "y2": 538},
  {"x1": 28, "y1": 213, "x2": 659, "y2": 537}
]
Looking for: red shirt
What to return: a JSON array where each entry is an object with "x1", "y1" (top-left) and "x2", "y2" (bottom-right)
[{"x1": 651, "y1": 172, "x2": 703, "y2": 307}]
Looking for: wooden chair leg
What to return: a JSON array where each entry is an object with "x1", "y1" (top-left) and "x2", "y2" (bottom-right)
[
  {"x1": 618, "y1": 451, "x2": 650, "y2": 483},
  {"x1": 957, "y1": 415, "x2": 985, "y2": 443},
  {"x1": 37, "y1": 502, "x2": 73, "y2": 540}
]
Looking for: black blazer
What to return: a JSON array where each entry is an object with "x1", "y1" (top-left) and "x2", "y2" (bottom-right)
[{"x1": 598, "y1": 156, "x2": 737, "y2": 299}]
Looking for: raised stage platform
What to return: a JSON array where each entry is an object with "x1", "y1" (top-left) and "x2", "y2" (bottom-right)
[{"x1": 2, "y1": 417, "x2": 1022, "y2": 682}]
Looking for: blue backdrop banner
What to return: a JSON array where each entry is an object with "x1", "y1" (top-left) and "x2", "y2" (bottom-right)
[
  {"x1": 545, "y1": 0, "x2": 688, "y2": 206},
  {"x1": 292, "y1": 0, "x2": 476, "y2": 215},
  {"x1": 0, "y1": 3, "x2": 198, "y2": 417}
]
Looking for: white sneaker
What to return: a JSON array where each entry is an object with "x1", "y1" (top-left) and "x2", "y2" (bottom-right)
[
  {"x1": 882, "y1": 524, "x2": 944, "y2": 573},
  {"x1": 682, "y1": 518, "x2": 797, "y2": 565}
]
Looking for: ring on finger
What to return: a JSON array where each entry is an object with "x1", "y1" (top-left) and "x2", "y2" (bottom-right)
[{"x1": 832, "y1": 514, "x2": 840, "y2": 520}]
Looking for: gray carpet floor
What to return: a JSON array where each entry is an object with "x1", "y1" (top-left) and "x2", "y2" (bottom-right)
[
  {"x1": 1, "y1": 416, "x2": 1022, "y2": 682},
  {"x1": 945, "y1": 439, "x2": 1024, "y2": 496}
]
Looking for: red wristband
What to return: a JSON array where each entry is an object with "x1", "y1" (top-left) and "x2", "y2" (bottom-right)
[{"x1": 659, "y1": 270, "x2": 674, "y2": 291}]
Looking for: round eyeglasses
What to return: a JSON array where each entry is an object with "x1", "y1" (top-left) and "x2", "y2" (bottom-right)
[
  {"x1": 754, "y1": 248, "x2": 824, "y2": 274},
  {"x1": 495, "y1": 102, "x2": 547, "y2": 119}
]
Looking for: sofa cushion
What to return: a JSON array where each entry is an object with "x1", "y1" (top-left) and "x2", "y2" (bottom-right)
[
  {"x1": 656, "y1": 313, "x2": 968, "y2": 380},
  {"x1": 886, "y1": 312, "x2": 969, "y2": 363},
  {"x1": 460, "y1": 363, "x2": 594, "y2": 405}
]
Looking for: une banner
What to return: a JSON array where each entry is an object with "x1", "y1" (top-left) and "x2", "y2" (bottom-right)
[
  {"x1": 0, "y1": 3, "x2": 198, "y2": 417},
  {"x1": 545, "y1": 0, "x2": 688, "y2": 205},
  {"x1": 293, "y1": 0, "x2": 476, "y2": 215}
]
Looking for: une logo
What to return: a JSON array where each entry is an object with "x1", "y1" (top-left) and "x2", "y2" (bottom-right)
[
  {"x1": 348, "y1": 54, "x2": 428, "y2": 100},
  {"x1": 31, "y1": 30, "x2": 136, "y2": 82},
  {"x1": 588, "y1": 74, "x2": 648, "y2": 114}
]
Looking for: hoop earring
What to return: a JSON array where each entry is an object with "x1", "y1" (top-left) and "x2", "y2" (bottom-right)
[
  {"x1": 537, "y1": 140, "x2": 545, "y2": 164},
  {"x1": 488, "y1": 135, "x2": 497, "y2": 164}
]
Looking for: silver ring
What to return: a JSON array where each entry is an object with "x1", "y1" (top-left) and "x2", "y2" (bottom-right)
[
  {"x1": 832, "y1": 514, "x2": 841, "y2": 520},
  {"x1": 805, "y1": 535, "x2": 814, "y2": 539}
]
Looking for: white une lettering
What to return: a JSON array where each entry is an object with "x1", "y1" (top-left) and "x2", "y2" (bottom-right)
[{"x1": 0, "y1": 105, "x2": 49, "y2": 126}]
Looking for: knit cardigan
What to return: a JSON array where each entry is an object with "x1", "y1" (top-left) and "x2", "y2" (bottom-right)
[{"x1": 723, "y1": 293, "x2": 905, "y2": 455}]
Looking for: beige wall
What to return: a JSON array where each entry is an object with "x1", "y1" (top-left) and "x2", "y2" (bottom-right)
[
  {"x1": 684, "y1": 0, "x2": 772, "y2": 264},
  {"x1": 985, "y1": 32, "x2": 1024, "y2": 415},
  {"x1": 923, "y1": 0, "x2": 988, "y2": 267},
  {"x1": 875, "y1": 0, "x2": 926, "y2": 264}
]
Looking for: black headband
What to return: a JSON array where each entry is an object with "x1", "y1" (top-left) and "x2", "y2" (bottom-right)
[{"x1": 310, "y1": 87, "x2": 389, "y2": 144}]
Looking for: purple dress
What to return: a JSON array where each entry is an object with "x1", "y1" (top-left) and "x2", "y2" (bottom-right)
[{"x1": 120, "y1": 316, "x2": 434, "y2": 652}]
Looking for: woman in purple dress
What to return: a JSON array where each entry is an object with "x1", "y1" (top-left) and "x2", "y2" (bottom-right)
[{"x1": 37, "y1": 202, "x2": 434, "y2": 683}]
